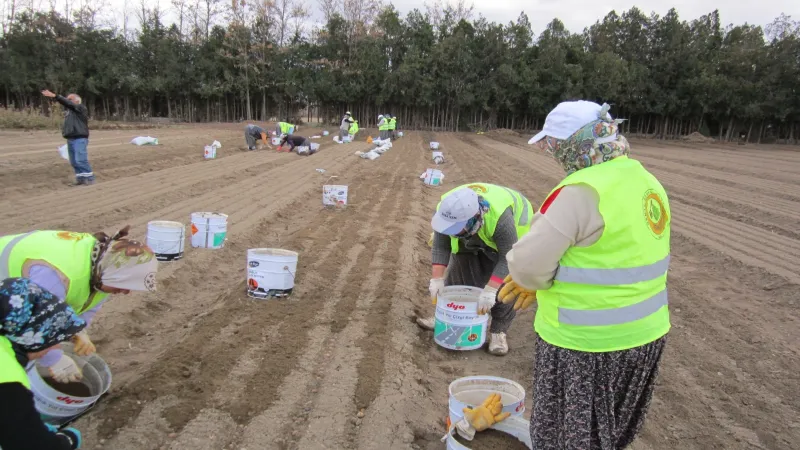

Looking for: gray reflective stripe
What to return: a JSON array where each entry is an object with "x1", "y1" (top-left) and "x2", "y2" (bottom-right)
[
  {"x1": 0, "y1": 232, "x2": 35, "y2": 280},
  {"x1": 555, "y1": 254, "x2": 670, "y2": 285},
  {"x1": 501, "y1": 187, "x2": 530, "y2": 227},
  {"x1": 559, "y1": 289, "x2": 668, "y2": 326}
]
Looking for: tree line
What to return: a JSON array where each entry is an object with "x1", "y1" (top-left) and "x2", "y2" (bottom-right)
[{"x1": 1, "y1": 1, "x2": 799, "y2": 143}]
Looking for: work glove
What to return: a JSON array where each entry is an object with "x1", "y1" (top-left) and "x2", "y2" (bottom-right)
[
  {"x1": 498, "y1": 275, "x2": 537, "y2": 311},
  {"x1": 429, "y1": 278, "x2": 445, "y2": 305},
  {"x1": 477, "y1": 286, "x2": 498, "y2": 315},
  {"x1": 71, "y1": 331, "x2": 96, "y2": 357},
  {"x1": 260, "y1": 132, "x2": 267, "y2": 143},
  {"x1": 58, "y1": 427, "x2": 82, "y2": 449},
  {"x1": 48, "y1": 355, "x2": 83, "y2": 383},
  {"x1": 454, "y1": 393, "x2": 511, "y2": 441}
]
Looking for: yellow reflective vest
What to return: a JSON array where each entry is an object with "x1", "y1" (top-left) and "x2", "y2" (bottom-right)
[
  {"x1": 0, "y1": 231, "x2": 108, "y2": 314},
  {"x1": 535, "y1": 156, "x2": 671, "y2": 352},
  {"x1": 388, "y1": 118, "x2": 396, "y2": 130},
  {"x1": 378, "y1": 118, "x2": 389, "y2": 131},
  {"x1": 278, "y1": 122, "x2": 295, "y2": 135},
  {"x1": 0, "y1": 336, "x2": 30, "y2": 389}
]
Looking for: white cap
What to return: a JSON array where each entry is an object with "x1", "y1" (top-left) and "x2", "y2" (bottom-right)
[
  {"x1": 431, "y1": 188, "x2": 480, "y2": 235},
  {"x1": 528, "y1": 100, "x2": 612, "y2": 145}
]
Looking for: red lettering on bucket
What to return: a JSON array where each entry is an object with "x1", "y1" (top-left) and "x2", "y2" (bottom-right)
[
  {"x1": 56, "y1": 396, "x2": 85, "y2": 405},
  {"x1": 446, "y1": 302, "x2": 465, "y2": 311}
]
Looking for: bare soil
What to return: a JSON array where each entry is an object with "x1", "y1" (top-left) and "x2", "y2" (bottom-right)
[{"x1": 1, "y1": 125, "x2": 798, "y2": 450}]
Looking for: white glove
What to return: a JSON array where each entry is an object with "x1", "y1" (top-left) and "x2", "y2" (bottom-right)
[
  {"x1": 477, "y1": 286, "x2": 498, "y2": 315},
  {"x1": 48, "y1": 355, "x2": 83, "y2": 383},
  {"x1": 429, "y1": 278, "x2": 445, "y2": 305}
]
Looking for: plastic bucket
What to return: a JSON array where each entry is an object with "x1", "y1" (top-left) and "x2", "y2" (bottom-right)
[
  {"x1": 271, "y1": 137, "x2": 282, "y2": 146},
  {"x1": 247, "y1": 248, "x2": 298, "y2": 298},
  {"x1": 422, "y1": 169, "x2": 444, "y2": 186},
  {"x1": 432, "y1": 151, "x2": 444, "y2": 164},
  {"x1": 434, "y1": 286, "x2": 487, "y2": 350},
  {"x1": 323, "y1": 185, "x2": 348, "y2": 207},
  {"x1": 27, "y1": 347, "x2": 112, "y2": 426},
  {"x1": 190, "y1": 212, "x2": 228, "y2": 249},
  {"x1": 204, "y1": 145, "x2": 216, "y2": 159},
  {"x1": 310, "y1": 142, "x2": 320, "y2": 151},
  {"x1": 397, "y1": 131, "x2": 404, "y2": 137},
  {"x1": 445, "y1": 416, "x2": 532, "y2": 450},
  {"x1": 322, "y1": 130, "x2": 330, "y2": 136},
  {"x1": 448, "y1": 376, "x2": 526, "y2": 427},
  {"x1": 146, "y1": 220, "x2": 185, "y2": 261},
  {"x1": 430, "y1": 141, "x2": 440, "y2": 150}
]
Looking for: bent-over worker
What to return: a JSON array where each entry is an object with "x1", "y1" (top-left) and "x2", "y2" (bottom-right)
[
  {"x1": 0, "y1": 278, "x2": 85, "y2": 450},
  {"x1": 418, "y1": 183, "x2": 533, "y2": 355},
  {"x1": 0, "y1": 227, "x2": 159, "y2": 384},
  {"x1": 502, "y1": 101, "x2": 671, "y2": 449},
  {"x1": 244, "y1": 124, "x2": 269, "y2": 150},
  {"x1": 276, "y1": 121, "x2": 297, "y2": 137},
  {"x1": 278, "y1": 134, "x2": 314, "y2": 154}
]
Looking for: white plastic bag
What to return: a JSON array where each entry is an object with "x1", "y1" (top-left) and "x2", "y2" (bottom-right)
[
  {"x1": 57, "y1": 144, "x2": 68, "y2": 160},
  {"x1": 211, "y1": 140, "x2": 222, "y2": 148},
  {"x1": 131, "y1": 136, "x2": 158, "y2": 146},
  {"x1": 296, "y1": 146, "x2": 310, "y2": 155}
]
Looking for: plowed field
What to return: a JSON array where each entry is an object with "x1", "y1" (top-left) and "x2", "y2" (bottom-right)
[{"x1": 1, "y1": 125, "x2": 798, "y2": 450}]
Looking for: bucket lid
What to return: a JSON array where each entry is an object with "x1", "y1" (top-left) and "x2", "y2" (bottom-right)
[
  {"x1": 148, "y1": 220, "x2": 184, "y2": 228},
  {"x1": 248, "y1": 248, "x2": 298, "y2": 257}
]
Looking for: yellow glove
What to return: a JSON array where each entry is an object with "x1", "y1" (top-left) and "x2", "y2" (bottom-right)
[
  {"x1": 462, "y1": 393, "x2": 511, "y2": 432},
  {"x1": 427, "y1": 232, "x2": 434, "y2": 248},
  {"x1": 498, "y1": 275, "x2": 537, "y2": 311},
  {"x1": 71, "y1": 331, "x2": 96, "y2": 356}
]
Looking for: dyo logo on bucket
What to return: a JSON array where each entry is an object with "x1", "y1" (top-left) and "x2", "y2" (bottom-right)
[
  {"x1": 57, "y1": 396, "x2": 85, "y2": 405},
  {"x1": 248, "y1": 261, "x2": 260, "y2": 268},
  {"x1": 446, "y1": 302, "x2": 465, "y2": 311}
]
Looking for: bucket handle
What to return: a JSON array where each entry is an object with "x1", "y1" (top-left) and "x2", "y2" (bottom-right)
[{"x1": 284, "y1": 266, "x2": 295, "y2": 280}]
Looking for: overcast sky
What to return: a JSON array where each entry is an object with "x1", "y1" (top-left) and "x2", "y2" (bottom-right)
[{"x1": 91, "y1": 0, "x2": 799, "y2": 36}]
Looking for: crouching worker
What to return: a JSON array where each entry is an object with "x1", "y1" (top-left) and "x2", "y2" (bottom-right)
[
  {"x1": 417, "y1": 183, "x2": 533, "y2": 355},
  {"x1": 244, "y1": 124, "x2": 269, "y2": 150},
  {"x1": 276, "y1": 121, "x2": 297, "y2": 137},
  {"x1": 0, "y1": 227, "x2": 159, "y2": 383},
  {"x1": 0, "y1": 277, "x2": 86, "y2": 450},
  {"x1": 278, "y1": 134, "x2": 315, "y2": 155}
]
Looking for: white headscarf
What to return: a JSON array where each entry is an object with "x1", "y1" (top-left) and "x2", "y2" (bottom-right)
[{"x1": 97, "y1": 238, "x2": 158, "y2": 292}]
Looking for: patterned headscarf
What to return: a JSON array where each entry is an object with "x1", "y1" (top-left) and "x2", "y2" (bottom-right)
[
  {"x1": 0, "y1": 278, "x2": 86, "y2": 352},
  {"x1": 542, "y1": 103, "x2": 630, "y2": 175},
  {"x1": 91, "y1": 225, "x2": 158, "y2": 292},
  {"x1": 455, "y1": 197, "x2": 491, "y2": 238}
]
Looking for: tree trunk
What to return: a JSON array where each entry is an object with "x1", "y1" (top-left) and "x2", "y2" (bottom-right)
[{"x1": 757, "y1": 120, "x2": 764, "y2": 144}]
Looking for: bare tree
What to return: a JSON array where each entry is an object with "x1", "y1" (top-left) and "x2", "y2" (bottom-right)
[
  {"x1": 425, "y1": 0, "x2": 473, "y2": 31},
  {"x1": 317, "y1": 0, "x2": 339, "y2": 23}
]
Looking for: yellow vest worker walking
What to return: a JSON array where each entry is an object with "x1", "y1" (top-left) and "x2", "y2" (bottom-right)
[
  {"x1": 499, "y1": 101, "x2": 670, "y2": 448},
  {"x1": 418, "y1": 183, "x2": 533, "y2": 355}
]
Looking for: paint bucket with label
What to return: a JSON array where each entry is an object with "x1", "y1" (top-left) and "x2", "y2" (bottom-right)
[
  {"x1": 430, "y1": 141, "x2": 440, "y2": 150},
  {"x1": 447, "y1": 376, "x2": 527, "y2": 429},
  {"x1": 323, "y1": 185, "x2": 348, "y2": 207},
  {"x1": 271, "y1": 137, "x2": 282, "y2": 146},
  {"x1": 190, "y1": 212, "x2": 228, "y2": 249},
  {"x1": 204, "y1": 145, "x2": 216, "y2": 159},
  {"x1": 434, "y1": 286, "x2": 488, "y2": 351},
  {"x1": 420, "y1": 169, "x2": 444, "y2": 186},
  {"x1": 247, "y1": 248, "x2": 298, "y2": 298},
  {"x1": 27, "y1": 345, "x2": 112, "y2": 426},
  {"x1": 146, "y1": 220, "x2": 185, "y2": 261}
]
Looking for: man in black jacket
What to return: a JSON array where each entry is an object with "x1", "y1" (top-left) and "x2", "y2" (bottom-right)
[{"x1": 42, "y1": 89, "x2": 94, "y2": 185}]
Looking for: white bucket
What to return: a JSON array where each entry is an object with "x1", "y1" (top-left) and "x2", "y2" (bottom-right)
[
  {"x1": 445, "y1": 416, "x2": 532, "y2": 450},
  {"x1": 397, "y1": 131, "x2": 404, "y2": 137},
  {"x1": 448, "y1": 376, "x2": 526, "y2": 428},
  {"x1": 434, "y1": 286, "x2": 487, "y2": 350},
  {"x1": 247, "y1": 248, "x2": 298, "y2": 298},
  {"x1": 432, "y1": 151, "x2": 444, "y2": 164},
  {"x1": 190, "y1": 212, "x2": 228, "y2": 249},
  {"x1": 323, "y1": 185, "x2": 348, "y2": 207},
  {"x1": 421, "y1": 168, "x2": 444, "y2": 186},
  {"x1": 204, "y1": 145, "x2": 216, "y2": 159},
  {"x1": 430, "y1": 141, "x2": 440, "y2": 149},
  {"x1": 27, "y1": 346, "x2": 112, "y2": 426},
  {"x1": 146, "y1": 220, "x2": 185, "y2": 261},
  {"x1": 342, "y1": 136, "x2": 352, "y2": 143},
  {"x1": 322, "y1": 130, "x2": 330, "y2": 136},
  {"x1": 310, "y1": 142, "x2": 320, "y2": 151},
  {"x1": 271, "y1": 137, "x2": 282, "y2": 146}
]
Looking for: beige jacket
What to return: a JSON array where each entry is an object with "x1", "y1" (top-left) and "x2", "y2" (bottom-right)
[{"x1": 507, "y1": 184, "x2": 605, "y2": 290}]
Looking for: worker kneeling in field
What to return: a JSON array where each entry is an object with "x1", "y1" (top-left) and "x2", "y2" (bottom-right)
[
  {"x1": 0, "y1": 227, "x2": 159, "y2": 384},
  {"x1": 0, "y1": 278, "x2": 86, "y2": 450},
  {"x1": 244, "y1": 124, "x2": 269, "y2": 150},
  {"x1": 418, "y1": 183, "x2": 533, "y2": 356},
  {"x1": 278, "y1": 134, "x2": 315, "y2": 155},
  {"x1": 276, "y1": 121, "x2": 297, "y2": 137},
  {"x1": 502, "y1": 101, "x2": 671, "y2": 448}
]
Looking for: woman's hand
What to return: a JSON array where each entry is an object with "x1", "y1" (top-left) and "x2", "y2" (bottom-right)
[{"x1": 498, "y1": 275, "x2": 537, "y2": 310}]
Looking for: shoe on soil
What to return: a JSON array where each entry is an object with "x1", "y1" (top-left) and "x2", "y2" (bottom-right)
[
  {"x1": 83, "y1": 178, "x2": 95, "y2": 185},
  {"x1": 68, "y1": 179, "x2": 85, "y2": 187},
  {"x1": 488, "y1": 332, "x2": 508, "y2": 356},
  {"x1": 416, "y1": 316, "x2": 435, "y2": 331}
]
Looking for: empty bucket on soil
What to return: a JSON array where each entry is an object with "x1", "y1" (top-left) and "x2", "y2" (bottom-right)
[
  {"x1": 190, "y1": 212, "x2": 228, "y2": 249},
  {"x1": 430, "y1": 141, "x2": 440, "y2": 150},
  {"x1": 204, "y1": 145, "x2": 217, "y2": 159},
  {"x1": 323, "y1": 185, "x2": 348, "y2": 207},
  {"x1": 271, "y1": 137, "x2": 282, "y2": 146},
  {"x1": 27, "y1": 346, "x2": 112, "y2": 426},
  {"x1": 146, "y1": 220, "x2": 185, "y2": 261},
  {"x1": 421, "y1": 169, "x2": 444, "y2": 186},
  {"x1": 434, "y1": 286, "x2": 487, "y2": 350},
  {"x1": 448, "y1": 376, "x2": 526, "y2": 428},
  {"x1": 247, "y1": 248, "x2": 298, "y2": 298}
]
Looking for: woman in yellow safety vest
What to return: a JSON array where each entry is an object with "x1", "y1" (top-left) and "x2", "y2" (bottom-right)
[
  {"x1": 0, "y1": 277, "x2": 86, "y2": 449},
  {"x1": 349, "y1": 119, "x2": 359, "y2": 138},
  {"x1": 276, "y1": 122, "x2": 297, "y2": 136},
  {"x1": 0, "y1": 226, "x2": 158, "y2": 385},
  {"x1": 495, "y1": 101, "x2": 671, "y2": 449},
  {"x1": 419, "y1": 183, "x2": 533, "y2": 356}
]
